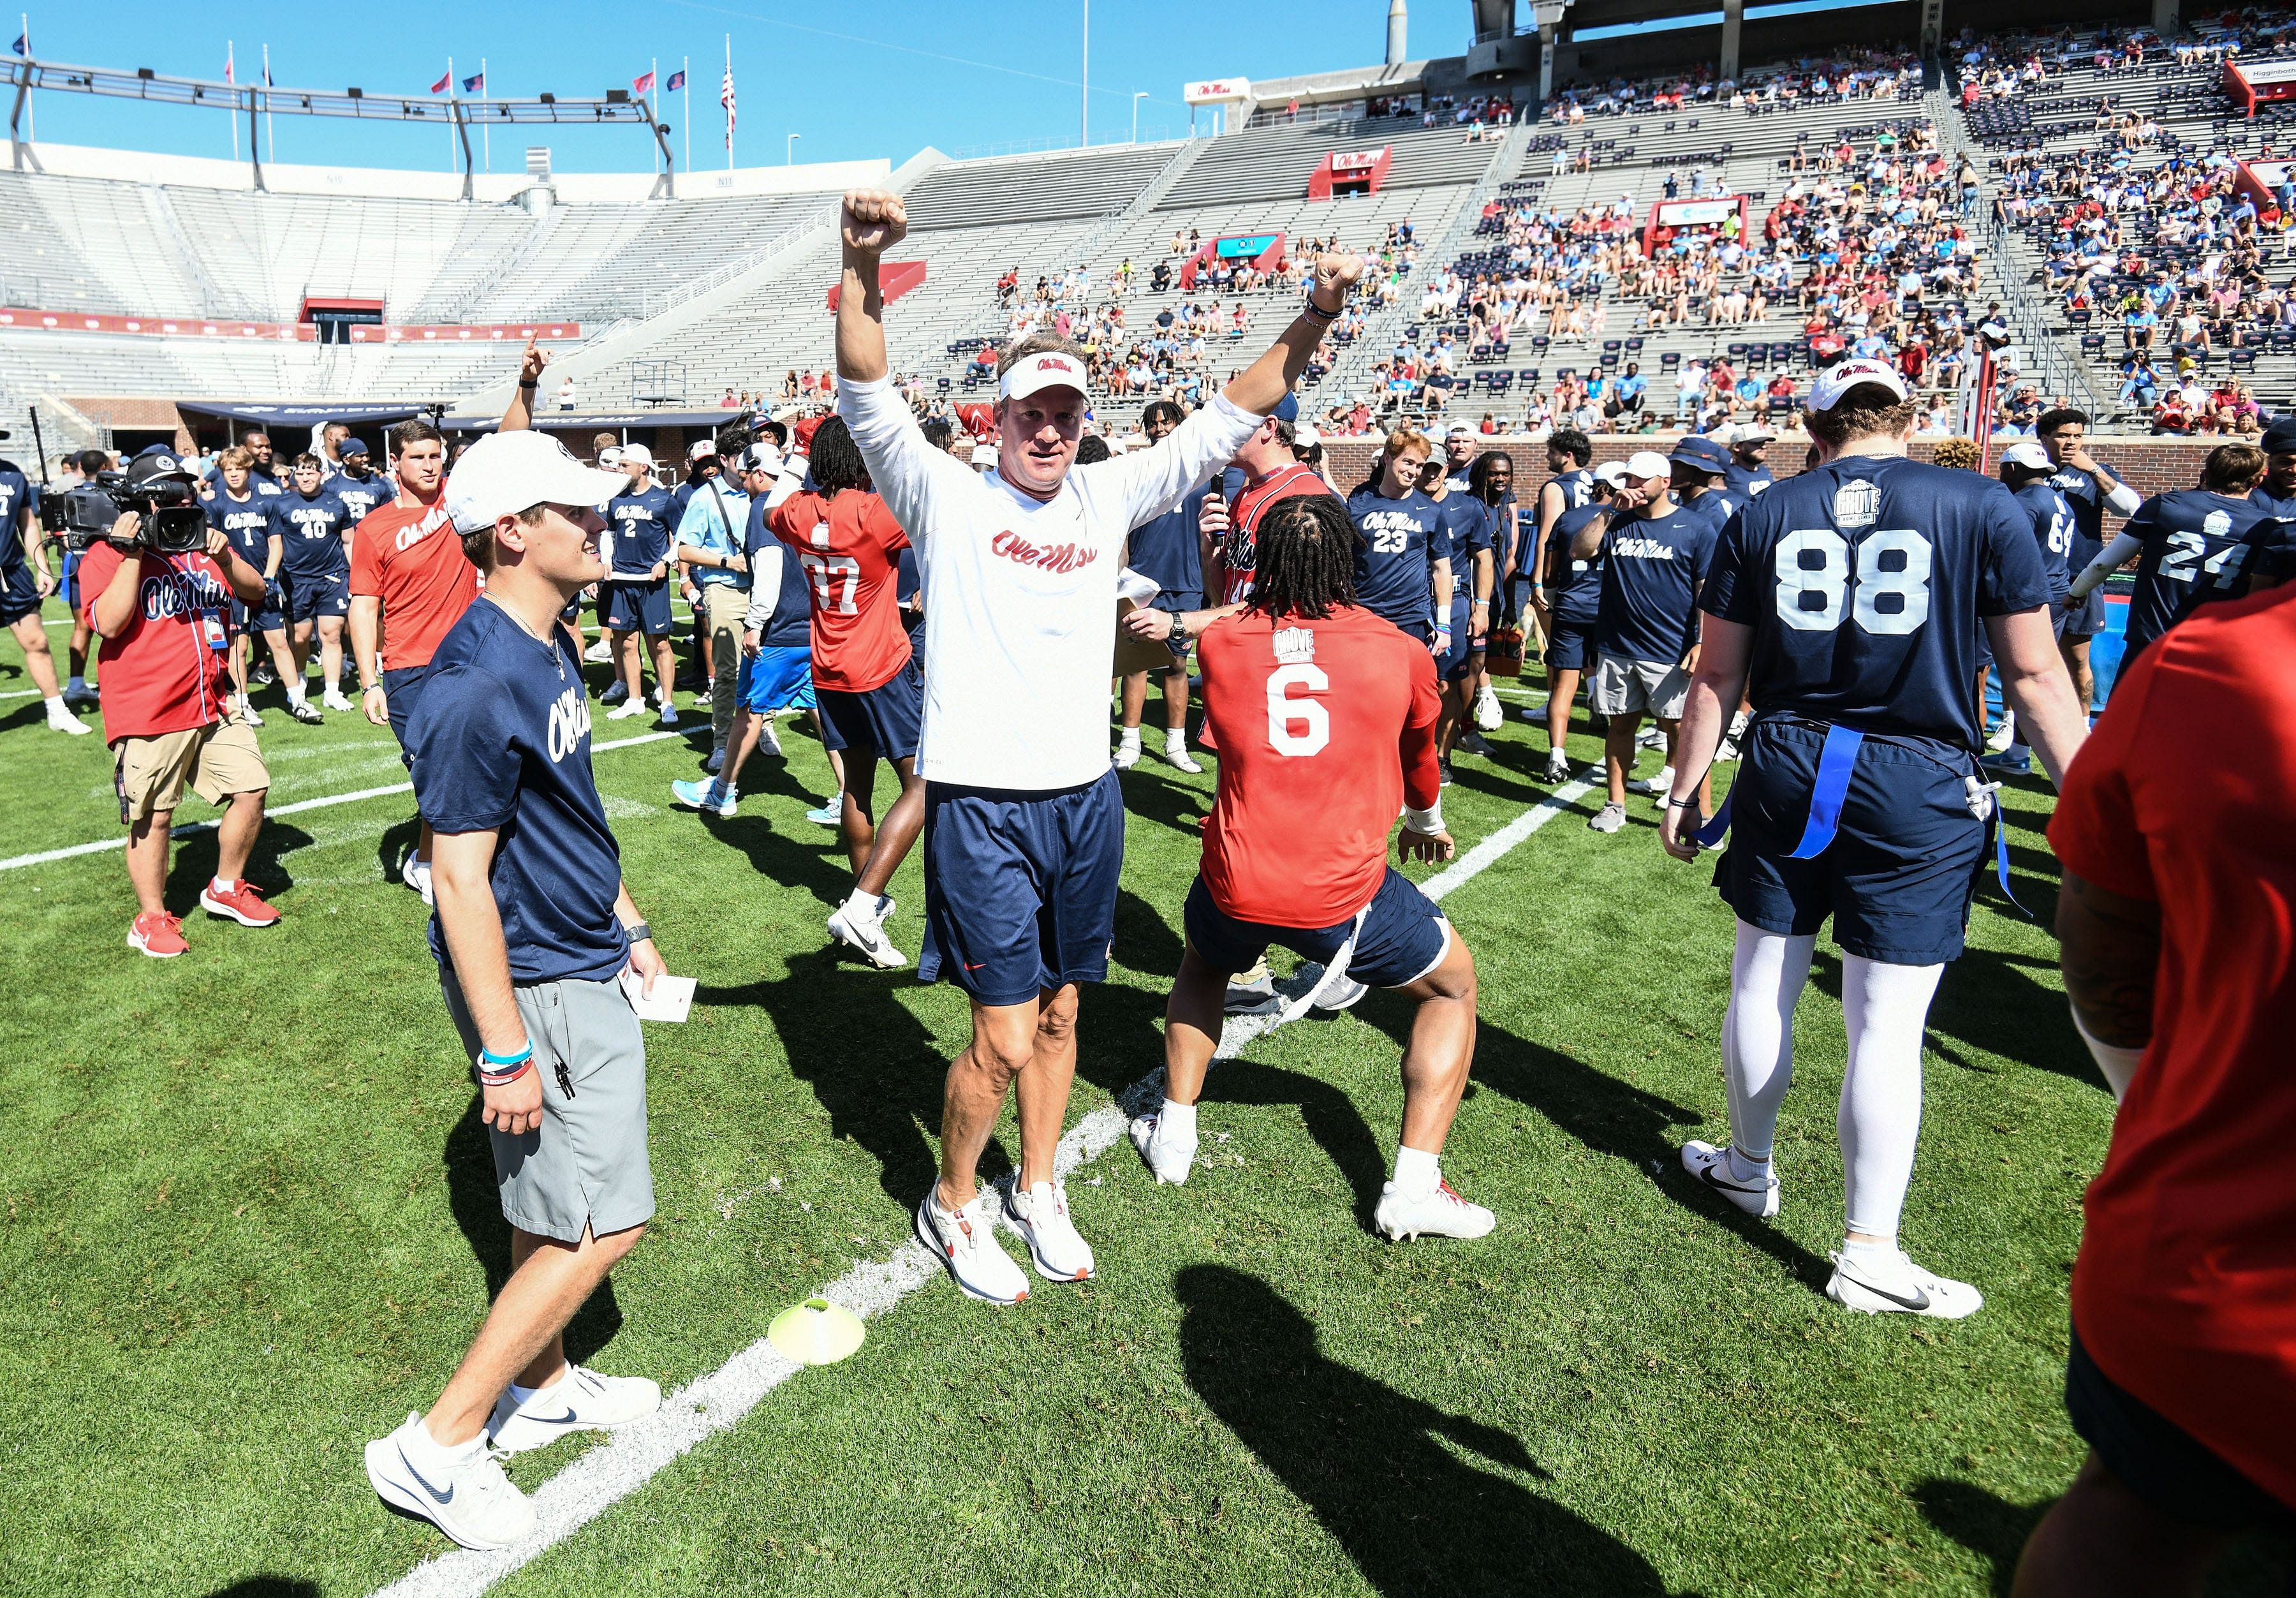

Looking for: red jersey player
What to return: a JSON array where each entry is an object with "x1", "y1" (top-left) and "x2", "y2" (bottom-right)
[
  {"x1": 348, "y1": 423, "x2": 478, "y2": 904},
  {"x1": 767, "y1": 416, "x2": 926, "y2": 969},
  {"x1": 1200, "y1": 410, "x2": 1336, "y2": 605},
  {"x1": 1128, "y1": 493, "x2": 1494, "y2": 1242}
]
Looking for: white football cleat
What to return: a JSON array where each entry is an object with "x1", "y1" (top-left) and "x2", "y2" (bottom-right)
[
  {"x1": 607, "y1": 699, "x2": 648, "y2": 720},
  {"x1": 1680, "y1": 1139, "x2": 1779, "y2": 1218},
  {"x1": 322, "y1": 688, "x2": 355, "y2": 712},
  {"x1": 1473, "y1": 682, "x2": 1504, "y2": 730},
  {"x1": 1113, "y1": 736, "x2": 1142, "y2": 769},
  {"x1": 915, "y1": 1189, "x2": 1029, "y2": 1305},
  {"x1": 1129, "y1": 1113, "x2": 1199, "y2": 1185},
  {"x1": 46, "y1": 703, "x2": 92, "y2": 735},
  {"x1": 364, "y1": 1413, "x2": 535, "y2": 1551},
  {"x1": 1161, "y1": 737, "x2": 1203, "y2": 774},
  {"x1": 828, "y1": 904, "x2": 907, "y2": 968},
  {"x1": 1825, "y1": 1250, "x2": 1984, "y2": 1320},
  {"x1": 1637, "y1": 764, "x2": 1677, "y2": 797},
  {"x1": 487, "y1": 1363, "x2": 661, "y2": 1454},
  {"x1": 1374, "y1": 1180, "x2": 1496, "y2": 1241},
  {"x1": 1004, "y1": 1178, "x2": 1095, "y2": 1281}
]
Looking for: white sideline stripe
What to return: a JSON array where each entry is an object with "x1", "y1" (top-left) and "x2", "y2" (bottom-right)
[
  {"x1": 0, "y1": 731, "x2": 684, "y2": 872},
  {"x1": 371, "y1": 778, "x2": 1595, "y2": 1598}
]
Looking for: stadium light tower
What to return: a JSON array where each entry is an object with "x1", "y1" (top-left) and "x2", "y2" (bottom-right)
[
  {"x1": 1132, "y1": 90, "x2": 1147, "y2": 143},
  {"x1": 786, "y1": 131, "x2": 799, "y2": 165}
]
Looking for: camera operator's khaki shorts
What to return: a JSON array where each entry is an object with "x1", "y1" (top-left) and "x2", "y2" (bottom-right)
[{"x1": 114, "y1": 714, "x2": 269, "y2": 825}]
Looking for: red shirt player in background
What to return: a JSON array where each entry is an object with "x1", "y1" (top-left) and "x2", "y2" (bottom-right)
[
  {"x1": 1198, "y1": 403, "x2": 1335, "y2": 607},
  {"x1": 769, "y1": 415, "x2": 927, "y2": 972},
  {"x1": 2015, "y1": 586, "x2": 2296, "y2": 1596},
  {"x1": 1126, "y1": 493, "x2": 1495, "y2": 1243}
]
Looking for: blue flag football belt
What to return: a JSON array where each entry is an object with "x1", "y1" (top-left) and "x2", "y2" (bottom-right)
[{"x1": 1694, "y1": 720, "x2": 2027, "y2": 916}]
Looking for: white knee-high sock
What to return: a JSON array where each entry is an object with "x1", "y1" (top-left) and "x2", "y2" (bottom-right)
[
  {"x1": 1723, "y1": 920, "x2": 1816, "y2": 1166},
  {"x1": 1837, "y1": 954, "x2": 1945, "y2": 1242}
]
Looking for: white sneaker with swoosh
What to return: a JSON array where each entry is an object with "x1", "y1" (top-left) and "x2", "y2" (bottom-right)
[
  {"x1": 1826, "y1": 1250, "x2": 1983, "y2": 1319},
  {"x1": 915, "y1": 1188, "x2": 1030, "y2": 1304},
  {"x1": 365, "y1": 1412, "x2": 536, "y2": 1550},
  {"x1": 486, "y1": 1364, "x2": 663, "y2": 1454},
  {"x1": 1681, "y1": 1139, "x2": 1780, "y2": 1218},
  {"x1": 1005, "y1": 1177, "x2": 1096, "y2": 1281}
]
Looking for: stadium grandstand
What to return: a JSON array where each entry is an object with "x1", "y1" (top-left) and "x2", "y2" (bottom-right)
[{"x1": 6, "y1": 3, "x2": 2295, "y2": 1595}]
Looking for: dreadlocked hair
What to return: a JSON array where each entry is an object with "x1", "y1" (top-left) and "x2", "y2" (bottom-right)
[
  {"x1": 807, "y1": 416, "x2": 868, "y2": 496},
  {"x1": 1247, "y1": 494, "x2": 1357, "y2": 622}
]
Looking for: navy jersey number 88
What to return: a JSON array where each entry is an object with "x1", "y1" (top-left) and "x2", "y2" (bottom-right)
[{"x1": 1702, "y1": 457, "x2": 2050, "y2": 755}]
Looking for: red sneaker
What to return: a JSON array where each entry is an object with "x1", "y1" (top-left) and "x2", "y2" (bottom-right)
[
  {"x1": 128, "y1": 912, "x2": 188, "y2": 958},
  {"x1": 200, "y1": 879, "x2": 281, "y2": 928}
]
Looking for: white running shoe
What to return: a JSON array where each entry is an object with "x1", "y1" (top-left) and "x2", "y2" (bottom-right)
[
  {"x1": 1984, "y1": 716, "x2": 2017, "y2": 754},
  {"x1": 364, "y1": 1413, "x2": 536, "y2": 1551},
  {"x1": 1543, "y1": 747, "x2": 1571, "y2": 783},
  {"x1": 607, "y1": 699, "x2": 648, "y2": 721},
  {"x1": 1311, "y1": 972, "x2": 1369, "y2": 1011},
  {"x1": 1587, "y1": 800, "x2": 1627, "y2": 833},
  {"x1": 584, "y1": 638, "x2": 613, "y2": 663},
  {"x1": 486, "y1": 1363, "x2": 661, "y2": 1454},
  {"x1": 828, "y1": 904, "x2": 908, "y2": 968},
  {"x1": 401, "y1": 852, "x2": 435, "y2": 908},
  {"x1": 1637, "y1": 764, "x2": 1676, "y2": 797},
  {"x1": 1637, "y1": 725, "x2": 1667, "y2": 749},
  {"x1": 1825, "y1": 1249, "x2": 1984, "y2": 1320},
  {"x1": 45, "y1": 704, "x2": 91, "y2": 736},
  {"x1": 1113, "y1": 736, "x2": 1142, "y2": 770},
  {"x1": 759, "y1": 716, "x2": 783, "y2": 757},
  {"x1": 1161, "y1": 737, "x2": 1202, "y2": 774},
  {"x1": 915, "y1": 1189, "x2": 1030, "y2": 1305},
  {"x1": 240, "y1": 702, "x2": 265, "y2": 729},
  {"x1": 1680, "y1": 1139, "x2": 1780, "y2": 1218},
  {"x1": 1128, "y1": 1114, "x2": 1198, "y2": 1185},
  {"x1": 322, "y1": 688, "x2": 354, "y2": 712},
  {"x1": 1004, "y1": 1177, "x2": 1096, "y2": 1281},
  {"x1": 1374, "y1": 1179, "x2": 1496, "y2": 1241},
  {"x1": 1474, "y1": 682, "x2": 1504, "y2": 730}
]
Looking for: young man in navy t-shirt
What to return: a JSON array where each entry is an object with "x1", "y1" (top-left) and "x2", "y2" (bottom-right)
[
  {"x1": 269, "y1": 452, "x2": 357, "y2": 721},
  {"x1": 1577, "y1": 449, "x2": 1717, "y2": 833},
  {"x1": 367, "y1": 429, "x2": 671, "y2": 1553},
  {"x1": 1659, "y1": 359, "x2": 2088, "y2": 1321},
  {"x1": 602, "y1": 443, "x2": 681, "y2": 726},
  {"x1": 201, "y1": 445, "x2": 289, "y2": 727},
  {"x1": 2036, "y1": 408, "x2": 2140, "y2": 716},
  {"x1": 1343, "y1": 431, "x2": 1450, "y2": 647},
  {"x1": 1115, "y1": 399, "x2": 1209, "y2": 774}
]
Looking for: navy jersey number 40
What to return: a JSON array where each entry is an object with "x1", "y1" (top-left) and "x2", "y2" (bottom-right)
[{"x1": 1703, "y1": 457, "x2": 2050, "y2": 755}]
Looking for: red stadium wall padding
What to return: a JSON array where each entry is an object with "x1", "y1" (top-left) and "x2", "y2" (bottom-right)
[
  {"x1": 0, "y1": 308, "x2": 582, "y2": 343},
  {"x1": 825, "y1": 261, "x2": 927, "y2": 311}
]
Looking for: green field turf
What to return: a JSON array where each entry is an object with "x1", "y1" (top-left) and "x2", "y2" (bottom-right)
[{"x1": 0, "y1": 598, "x2": 2284, "y2": 1598}]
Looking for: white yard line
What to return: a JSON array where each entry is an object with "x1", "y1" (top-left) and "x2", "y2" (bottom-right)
[
  {"x1": 371, "y1": 777, "x2": 1595, "y2": 1598},
  {"x1": 0, "y1": 730, "x2": 685, "y2": 872}
]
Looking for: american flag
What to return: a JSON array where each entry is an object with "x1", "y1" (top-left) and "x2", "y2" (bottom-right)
[{"x1": 721, "y1": 65, "x2": 735, "y2": 147}]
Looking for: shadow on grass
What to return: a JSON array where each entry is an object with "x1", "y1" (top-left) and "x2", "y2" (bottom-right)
[
  {"x1": 1801, "y1": 945, "x2": 2108, "y2": 1096},
  {"x1": 165, "y1": 820, "x2": 313, "y2": 907},
  {"x1": 202, "y1": 1580, "x2": 320, "y2": 1598},
  {"x1": 443, "y1": 1096, "x2": 623, "y2": 1365},
  {"x1": 1913, "y1": 1477, "x2": 2048, "y2": 1597},
  {"x1": 1178, "y1": 1264, "x2": 1684, "y2": 1595},
  {"x1": 1109, "y1": 762, "x2": 1212, "y2": 840},
  {"x1": 1202, "y1": 1054, "x2": 1389, "y2": 1227}
]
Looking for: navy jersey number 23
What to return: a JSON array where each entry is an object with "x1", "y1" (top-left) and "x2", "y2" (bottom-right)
[{"x1": 1701, "y1": 457, "x2": 2050, "y2": 755}]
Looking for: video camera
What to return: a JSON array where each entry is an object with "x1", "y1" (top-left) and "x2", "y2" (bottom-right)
[{"x1": 39, "y1": 459, "x2": 210, "y2": 554}]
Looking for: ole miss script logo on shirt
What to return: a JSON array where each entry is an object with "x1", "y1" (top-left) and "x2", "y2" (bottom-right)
[
  {"x1": 392, "y1": 503, "x2": 452, "y2": 551},
  {"x1": 990, "y1": 528, "x2": 1099, "y2": 574},
  {"x1": 142, "y1": 565, "x2": 232, "y2": 621}
]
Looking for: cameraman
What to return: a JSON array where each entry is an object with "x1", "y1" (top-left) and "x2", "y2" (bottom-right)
[
  {"x1": 81, "y1": 450, "x2": 282, "y2": 958},
  {"x1": 0, "y1": 434, "x2": 88, "y2": 734}
]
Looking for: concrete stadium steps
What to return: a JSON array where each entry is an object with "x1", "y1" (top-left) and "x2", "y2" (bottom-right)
[
  {"x1": 1158, "y1": 117, "x2": 1496, "y2": 212},
  {"x1": 900, "y1": 144, "x2": 1180, "y2": 230},
  {"x1": 0, "y1": 171, "x2": 210, "y2": 317}
]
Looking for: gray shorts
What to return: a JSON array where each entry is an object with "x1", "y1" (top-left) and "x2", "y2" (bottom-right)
[
  {"x1": 1589, "y1": 653, "x2": 1689, "y2": 721},
  {"x1": 441, "y1": 968, "x2": 655, "y2": 1245}
]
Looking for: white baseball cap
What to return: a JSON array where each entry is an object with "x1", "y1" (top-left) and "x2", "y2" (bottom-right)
[
  {"x1": 999, "y1": 350, "x2": 1089, "y2": 402},
  {"x1": 1999, "y1": 440, "x2": 2054, "y2": 471},
  {"x1": 1809, "y1": 359, "x2": 1910, "y2": 412},
  {"x1": 445, "y1": 431, "x2": 630, "y2": 535},
  {"x1": 688, "y1": 439, "x2": 718, "y2": 463},
  {"x1": 1593, "y1": 460, "x2": 1630, "y2": 487},
  {"x1": 1295, "y1": 424, "x2": 1321, "y2": 447},
  {"x1": 597, "y1": 445, "x2": 625, "y2": 469},
  {"x1": 969, "y1": 441, "x2": 999, "y2": 467},
  {"x1": 618, "y1": 441, "x2": 656, "y2": 469},
  {"x1": 1623, "y1": 450, "x2": 1672, "y2": 482},
  {"x1": 1733, "y1": 421, "x2": 1775, "y2": 444},
  {"x1": 739, "y1": 442, "x2": 784, "y2": 475}
]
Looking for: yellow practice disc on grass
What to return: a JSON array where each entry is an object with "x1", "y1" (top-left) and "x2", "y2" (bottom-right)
[{"x1": 768, "y1": 1298, "x2": 867, "y2": 1366}]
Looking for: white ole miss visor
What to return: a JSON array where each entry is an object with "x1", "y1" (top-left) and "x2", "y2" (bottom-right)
[
  {"x1": 1000, "y1": 350, "x2": 1090, "y2": 401},
  {"x1": 445, "y1": 430, "x2": 631, "y2": 535},
  {"x1": 1809, "y1": 358, "x2": 1910, "y2": 412}
]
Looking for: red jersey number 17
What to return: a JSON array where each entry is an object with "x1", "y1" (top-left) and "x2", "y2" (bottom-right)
[
  {"x1": 797, "y1": 524, "x2": 858, "y2": 615},
  {"x1": 1267, "y1": 663, "x2": 1330, "y2": 756}
]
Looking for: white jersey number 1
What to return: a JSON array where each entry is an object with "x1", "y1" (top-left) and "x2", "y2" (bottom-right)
[{"x1": 1266, "y1": 663, "x2": 1330, "y2": 756}]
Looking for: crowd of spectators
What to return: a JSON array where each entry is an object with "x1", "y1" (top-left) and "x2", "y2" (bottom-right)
[{"x1": 1544, "y1": 48, "x2": 1920, "y2": 124}]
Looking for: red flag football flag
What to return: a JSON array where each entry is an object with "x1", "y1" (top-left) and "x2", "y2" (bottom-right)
[
  {"x1": 430, "y1": 70, "x2": 451, "y2": 94},
  {"x1": 632, "y1": 70, "x2": 655, "y2": 96}
]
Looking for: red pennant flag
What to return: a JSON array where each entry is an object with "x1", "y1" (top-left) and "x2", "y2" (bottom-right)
[
  {"x1": 632, "y1": 70, "x2": 655, "y2": 96},
  {"x1": 430, "y1": 70, "x2": 451, "y2": 94}
]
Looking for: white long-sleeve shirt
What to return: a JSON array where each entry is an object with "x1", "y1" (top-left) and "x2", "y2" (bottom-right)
[{"x1": 841, "y1": 376, "x2": 1262, "y2": 789}]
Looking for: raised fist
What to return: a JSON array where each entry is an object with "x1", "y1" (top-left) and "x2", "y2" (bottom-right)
[
  {"x1": 1309, "y1": 253, "x2": 1367, "y2": 313},
  {"x1": 841, "y1": 189, "x2": 909, "y2": 256}
]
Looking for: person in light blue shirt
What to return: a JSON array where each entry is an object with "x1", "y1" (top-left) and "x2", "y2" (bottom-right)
[{"x1": 673, "y1": 443, "x2": 772, "y2": 769}]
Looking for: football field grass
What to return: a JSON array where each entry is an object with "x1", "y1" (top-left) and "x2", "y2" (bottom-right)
[{"x1": 1, "y1": 599, "x2": 2285, "y2": 1598}]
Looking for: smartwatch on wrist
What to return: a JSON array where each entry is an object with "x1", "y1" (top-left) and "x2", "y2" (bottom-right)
[{"x1": 624, "y1": 921, "x2": 653, "y2": 945}]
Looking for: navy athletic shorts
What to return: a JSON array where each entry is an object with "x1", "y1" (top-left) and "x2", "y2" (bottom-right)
[
  {"x1": 818, "y1": 656, "x2": 923, "y2": 761},
  {"x1": 382, "y1": 663, "x2": 432, "y2": 768},
  {"x1": 1438, "y1": 598, "x2": 1473, "y2": 682},
  {"x1": 1184, "y1": 866, "x2": 1450, "y2": 990},
  {"x1": 918, "y1": 768, "x2": 1124, "y2": 1007},
  {"x1": 604, "y1": 578, "x2": 673, "y2": 636},
  {"x1": 0, "y1": 563, "x2": 40, "y2": 626},
  {"x1": 2065, "y1": 1321, "x2": 2294, "y2": 1533},
  {"x1": 1151, "y1": 588, "x2": 1203, "y2": 615},
  {"x1": 2058, "y1": 582, "x2": 2106, "y2": 639},
  {"x1": 1714, "y1": 714, "x2": 1986, "y2": 966},
  {"x1": 283, "y1": 569, "x2": 349, "y2": 623},
  {"x1": 233, "y1": 589, "x2": 284, "y2": 635},
  {"x1": 1544, "y1": 614, "x2": 1595, "y2": 672}
]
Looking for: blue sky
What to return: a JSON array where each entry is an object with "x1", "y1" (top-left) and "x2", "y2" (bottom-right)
[{"x1": 11, "y1": 1, "x2": 1473, "y2": 175}]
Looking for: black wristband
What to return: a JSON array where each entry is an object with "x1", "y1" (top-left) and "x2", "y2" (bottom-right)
[
  {"x1": 624, "y1": 921, "x2": 653, "y2": 944},
  {"x1": 518, "y1": 380, "x2": 539, "y2": 391},
  {"x1": 1300, "y1": 297, "x2": 1341, "y2": 323}
]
